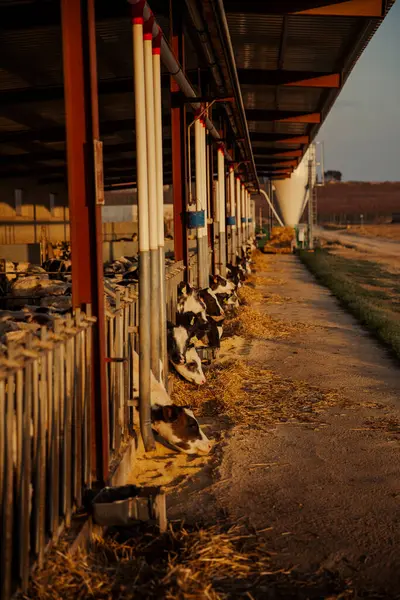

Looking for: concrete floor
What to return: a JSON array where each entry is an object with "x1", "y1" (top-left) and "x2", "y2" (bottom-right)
[{"x1": 169, "y1": 255, "x2": 400, "y2": 598}]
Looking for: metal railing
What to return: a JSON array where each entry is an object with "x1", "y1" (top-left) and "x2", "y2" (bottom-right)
[
  {"x1": 0, "y1": 260, "x2": 185, "y2": 599},
  {"x1": 0, "y1": 309, "x2": 95, "y2": 600},
  {"x1": 105, "y1": 286, "x2": 138, "y2": 460},
  {"x1": 165, "y1": 260, "x2": 185, "y2": 323}
]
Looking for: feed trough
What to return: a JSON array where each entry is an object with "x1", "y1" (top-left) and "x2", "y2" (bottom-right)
[{"x1": 92, "y1": 485, "x2": 167, "y2": 532}]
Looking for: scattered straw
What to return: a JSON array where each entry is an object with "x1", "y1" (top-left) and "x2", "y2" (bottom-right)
[
  {"x1": 237, "y1": 284, "x2": 263, "y2": 304},
  {"x1": 25, "y1": 523, "x2": 354, "y2": 600},
  {"x1": 172, "y1": 359, "x2": 346, "y2": 427}
]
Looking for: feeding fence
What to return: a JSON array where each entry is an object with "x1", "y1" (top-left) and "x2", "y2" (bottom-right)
[{"x1": 0, "y1": 309, "x2": 94, "y2": 600}]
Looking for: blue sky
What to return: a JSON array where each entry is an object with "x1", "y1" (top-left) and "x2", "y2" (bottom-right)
[{"x1": 317, "y1": 2, "x2": 400, "y2": 181}]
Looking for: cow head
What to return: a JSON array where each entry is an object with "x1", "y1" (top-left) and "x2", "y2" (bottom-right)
[{"x1": 151, "y1": 403, "x2": 212, "y2": 455}]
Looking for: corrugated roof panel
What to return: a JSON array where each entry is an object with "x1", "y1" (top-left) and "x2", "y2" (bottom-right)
[
  {"x1": 0, "y1": 26, "x2": 63, "y2": 87},
  {"x1": 283, "y1": 15, "x2": 359, "y2": 72},
  {"x1": 247, "y1": 121, "x2": 275, "y2": 133},
  {"x1": 241, "y1": 85, "x2": 276, "y2": 110},
  {"x1": 227, "y1": 14, "x2": 283, "y2": 70},
  {"x1": 277, "y1": 87, "x2": 323, "y2": 112},
  {"x1": 274, "y1": 122, "x2": 308, "y2": 134}
]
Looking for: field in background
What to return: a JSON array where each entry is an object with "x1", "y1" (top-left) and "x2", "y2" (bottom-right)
[
  {"x1": 300, "y1": 249, "x2": 400, "y2": 359},
  {"x1": 340, "y1": 224, "x2": 400, "y2": 241},
  {"x1": 253, "y1": 182, "x2": 400, "y2": 226}
]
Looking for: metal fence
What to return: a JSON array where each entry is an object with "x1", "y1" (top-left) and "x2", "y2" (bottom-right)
[
  {"x1": 0, "y1": 309, "x2": 94, "y2": 600},
  {"x1": 165, "y1": 260, "x2": 185, "y2": 323},
  {"x1": 0, "y1": 260, "x2": 185, "y2": 599},
  {"x1": 105, "y1": 286, "x2": 138, "y2": 461}
]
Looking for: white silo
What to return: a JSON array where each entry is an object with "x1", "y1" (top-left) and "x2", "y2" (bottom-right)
[{"x1": 272, "y1": 146, "x2": 316, "y2": 227}]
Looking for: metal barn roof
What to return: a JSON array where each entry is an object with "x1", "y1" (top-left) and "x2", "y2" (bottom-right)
[
  {"x1": 0, "y1": 0, "x2": 395, "y2": 188},
  {"x1": 221, "y1": 0, "x2": 395, "y2": 182}
]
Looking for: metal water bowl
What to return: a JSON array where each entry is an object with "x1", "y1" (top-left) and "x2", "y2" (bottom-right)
[{"x1": 92, "y1": 484, "x2": 167, "y2": 532}]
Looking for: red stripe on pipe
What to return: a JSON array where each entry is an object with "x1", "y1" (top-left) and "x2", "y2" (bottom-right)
[
  {"x1": 152, "y1": 48, "x2": 161, "y2": 55},
  {"x1": 143, "y1": 33, "x2": 152, "y2": 40},
  {"x1": 132, "y1": 17, "x2": 144, "y2": 24}
]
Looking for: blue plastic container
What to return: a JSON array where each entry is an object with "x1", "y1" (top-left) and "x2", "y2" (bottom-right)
[
  {"x1": 226, "y1": 216, "x2": 236, "y2": 226},
  {"x1": 186, "y1": 210, "x2": 205, "y2": 228},
  {"x1": 241, "y1": 217, "x2": 246, "y2": 223}
]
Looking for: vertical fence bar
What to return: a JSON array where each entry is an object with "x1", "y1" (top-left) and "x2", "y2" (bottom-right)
[
  {"x1": 218, "y1": 146, "x2": 226, "y2": 277},
  {"x1": 1, "y1": 373, "x2": 14, "y2": 600},
  {"x1": 63, "y1": 317, "x2": 73, "y2": 527},
  {"x1": 19, "y1": 349, "x2": 32, "y2": 591}
]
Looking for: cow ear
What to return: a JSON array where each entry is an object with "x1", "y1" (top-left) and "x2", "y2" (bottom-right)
[{"x1": 162, "y1": 405, "x2": 179, "y2": 422}]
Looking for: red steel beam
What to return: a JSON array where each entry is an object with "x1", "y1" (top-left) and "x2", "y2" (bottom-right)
[
  {"x1": 276, "y1": 135, "x2": 309, "y2": 145},
  {"x1": 286, "y1": 73, "x2": 341, "y2": 88},
  {"x1": 61, "y1": 0, "x2": 109, "y2": 483},
  {"x1": 293, "y1": 0, "x2": 384, "y2": 17},
  {"x1": 246, "y1": 109, "x2": 321, "y2": 123},
  {"x1": 170, "y1": 0, "x2": 188, "y2": 266}
]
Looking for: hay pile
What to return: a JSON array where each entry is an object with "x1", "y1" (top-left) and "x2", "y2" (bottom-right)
[
  {"x1": 25, "y1": 523, "x2": 353, "y2": 600},
  {"x1": 172, "y1": 359, "x2": 345, "y2": 426},
  {"x1": 264, "y1": 227, "x2": 295, "y2": 254},
  {"x1": 237, "y1": 282, "x2": 264, "y2": 304}
]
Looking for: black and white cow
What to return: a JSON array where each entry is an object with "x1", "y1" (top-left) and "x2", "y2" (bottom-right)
[
  {"x1": 167, "y1": 323, "x2": 206, "y2": 385},
  {"x1": 226, "y1": 263, "x2": 245, "y2": 287},
  {"x1": 42, "y1": 258, "x2": 72, "y2": 280},
  {"x1": 132, "y1": 350, "x2": 211, "y2": 454},
  {"x1": 176, "y1": 282, "x2": 208, "y2": 328},
  {"x1": 198, "y1": 288, "x2": 225, "y2": 322}
]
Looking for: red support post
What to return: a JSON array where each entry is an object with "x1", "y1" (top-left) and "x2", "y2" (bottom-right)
[
  {"x1": 170, "y1": 1, "x2": 188, "y2": 267},
  {"x1": 61, "y1": 0, "x2": 109, "y2": 483}
]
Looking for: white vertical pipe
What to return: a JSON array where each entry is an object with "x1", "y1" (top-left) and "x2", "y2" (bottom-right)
[
  {"x1": 204, "y1": 122, "x2": 209, "y2": 285},
  {"x1": 195, "y1": 118, "x2": 202, "y2": 288},
  {"x1": 132, "y1": 16, "x2": 154, "y2": 451},
  {"x1": 236, "y1": 177, "x2": 241, "y2": 257},
  {"x1": 144, "y1": 30, "x2": 160, "y2": 381},
  {"x1": 218, "y1": 147, "x2": 226, "y2": 276},
  {"x1": 202, "y1": 121, "x2": 208, "y2": 286},
  {"x1": 246, "y1": 190, "x2": 250, "y2": 240},
  {"x1": 152, "y1": 36, "x2": 167, "y2": 386},
  {"x1": 153, "y1": 42, "x2": 164, "y2": 251},
  {"x1": 229, "y1": 166, "x2": 236, "y2": 264},
  {"x1": 143, "y1": 34, "x2": 157, "y2": 247},
  {"x1": 241, "y1": 183, "x2": 246, "y2": 249}
]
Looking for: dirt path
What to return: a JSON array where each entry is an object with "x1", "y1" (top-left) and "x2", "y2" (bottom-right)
[
  {"x1": 315, "y1": 226, "x2": 400, "y2": 269},
  {"x1": 161, "y1": 255, "x2": 400, "y2": 598}
]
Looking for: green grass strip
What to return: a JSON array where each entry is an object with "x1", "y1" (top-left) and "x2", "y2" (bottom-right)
[{"x1": 299, "y1": 249, "x2": 400, "y2": 359}]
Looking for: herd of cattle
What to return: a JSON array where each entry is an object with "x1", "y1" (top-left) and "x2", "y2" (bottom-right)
[{"x1": 2, "y1": 238, "x2": 256, "y2": 456}]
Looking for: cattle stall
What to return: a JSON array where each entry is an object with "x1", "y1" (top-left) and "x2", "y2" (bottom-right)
[{"x1": 0, "y1": 0, "x2": 257, "y2": 597}]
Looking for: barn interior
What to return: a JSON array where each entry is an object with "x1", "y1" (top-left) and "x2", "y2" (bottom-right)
[{"x1": 0, "y1": 1, "x2": 394, "y2": 598}]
